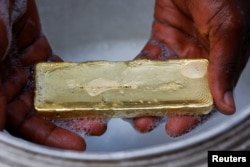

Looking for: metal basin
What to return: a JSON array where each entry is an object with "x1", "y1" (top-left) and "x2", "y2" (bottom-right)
[{"x1": 0, "y1": 0, "x2": 249, "y2": 166}]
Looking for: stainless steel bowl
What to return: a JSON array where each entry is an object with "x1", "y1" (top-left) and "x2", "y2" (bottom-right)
[{"x1": 0, "y1": 0, "x2": 250, "y2": 166}]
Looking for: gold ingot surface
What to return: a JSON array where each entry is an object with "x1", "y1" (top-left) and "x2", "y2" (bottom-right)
[{"x1": 35, "y1": 59, "x2": 213, "y2": 118}]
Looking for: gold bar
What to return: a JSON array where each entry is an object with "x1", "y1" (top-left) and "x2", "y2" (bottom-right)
[{"x1": 35, "y1": 59, "x2": 213, "y2": 118}]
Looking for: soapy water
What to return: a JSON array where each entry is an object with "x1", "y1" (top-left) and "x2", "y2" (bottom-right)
[
  {"x1": 137, "y1": 38, "x2": 178, "y2": 60},
  {"x1": 51, "y1": 117, "x2": 109, "y2": 137},
  {"x1": 50, "y1": 112, "x2": 214, "y2": 152},
  {"x1": 51, "y1": 115, "x2": 165, "y2": 138},
  {"x1": 123, "y1": 117, "x2": 167, "y2": 129},
  {"x1": 148, "y1": 38, "x2": 176, "y2": 60}
]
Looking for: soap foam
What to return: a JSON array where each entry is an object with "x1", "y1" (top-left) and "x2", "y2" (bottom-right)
[
  {"x1": 149, "y1": 38, "x2": 177, "y2": 60},
  {"x1": 51, "y1": 117, "x2": 108, "y2": 137}
]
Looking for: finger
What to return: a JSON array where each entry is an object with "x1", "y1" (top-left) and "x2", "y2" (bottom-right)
[
  {"x1": 12, "y1": 0, "x2": 52, "y2": 65},
  {"x1": 2, "y1": 68, "x2": 28, "y2": 102},
  {"x1": 73, "y1": 118, "x2": 107, "y2": 136},
  {"x1": 13, "y1": 0, "x2": 41, "y2": 51},
  {"x1": 155, "y1": 0, "x2": 194, "y2": 38},
  {"x1": 152, "y1": 21, "x2": 208, "y2": 59},
  {"x1": 7, "y1": 92, "x2": 86, "y2": 150},
  {"x1": 53, "y1": 117, "x2": 107, "y2": 136},
  {"x1": 7, "y1": 91, "x2": 34, "y2": 128},
  {"x1": 0, "y1": 88, "x2": 6, "y2": 130},
  {"x1": 133, "y1": 116, "x2": 161, "y2": 133},
  {"x1": 20, "y1": 116, "x2": 86, "y2": 150},
  {"x1": 165, "y1": 115, "x2": 201, "y2": 137},
  {"x1": 208, "y1": 11, "x2": 246, "y2": 114},
  {"x1": 20, "y1": 36, "x2": 52, "y2": 65}
]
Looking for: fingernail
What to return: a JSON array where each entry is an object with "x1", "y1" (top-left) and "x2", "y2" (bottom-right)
[{"x1": 223, "y1": 91, "x2": 236, "y2": 114}]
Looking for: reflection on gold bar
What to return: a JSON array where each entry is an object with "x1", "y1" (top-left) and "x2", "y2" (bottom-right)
[{"x1": 35, "y1": 59, "x2": 213, "y2": 118}]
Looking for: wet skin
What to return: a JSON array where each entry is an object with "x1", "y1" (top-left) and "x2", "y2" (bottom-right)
[
  {"x1": 134, "y1": 0, "x2": 250, "y2": 136},
  {"x1": 0, "y1": 0, "x2": 249, "y2": 150},
  {"x1": 0, "y1": 0, "x2": 107, "y2": 150}
]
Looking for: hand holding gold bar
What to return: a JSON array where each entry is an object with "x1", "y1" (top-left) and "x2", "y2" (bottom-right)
[{"x1": 35, "y1": 59, "x2": 213, "y2": 118}]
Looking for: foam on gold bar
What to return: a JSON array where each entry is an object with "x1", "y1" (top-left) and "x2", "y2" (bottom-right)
[{"x1": 35, "y1": 59, "x2": 213, "y2": 118}]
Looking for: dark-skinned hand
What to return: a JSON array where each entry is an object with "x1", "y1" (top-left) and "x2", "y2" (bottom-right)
[
  {"x1": 1, "y1": 0, "x2": 249, "y2": 151},
  {"x1": 0, "y1": 0, "x2": 107, "y2": 151},
  {"x1": 133, "y1": 0, "x2": 250, "y2": 136}
]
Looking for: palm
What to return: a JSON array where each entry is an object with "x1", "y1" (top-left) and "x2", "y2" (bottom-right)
[
  {"x1": 0, "y1": 0, "x2": 106, "y2": 150},
  {"x1": 134, "y1": 0, "x2": 250, "y2": 136}
]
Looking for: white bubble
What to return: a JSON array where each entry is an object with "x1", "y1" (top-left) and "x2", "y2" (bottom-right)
[{"x1": 51, "y1": 117, "x2": 108, "y2": 137}]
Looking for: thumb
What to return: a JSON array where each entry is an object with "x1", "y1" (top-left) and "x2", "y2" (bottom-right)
[{"x1": 208, "y1": 20, "x2": 247, "y2": 115}]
